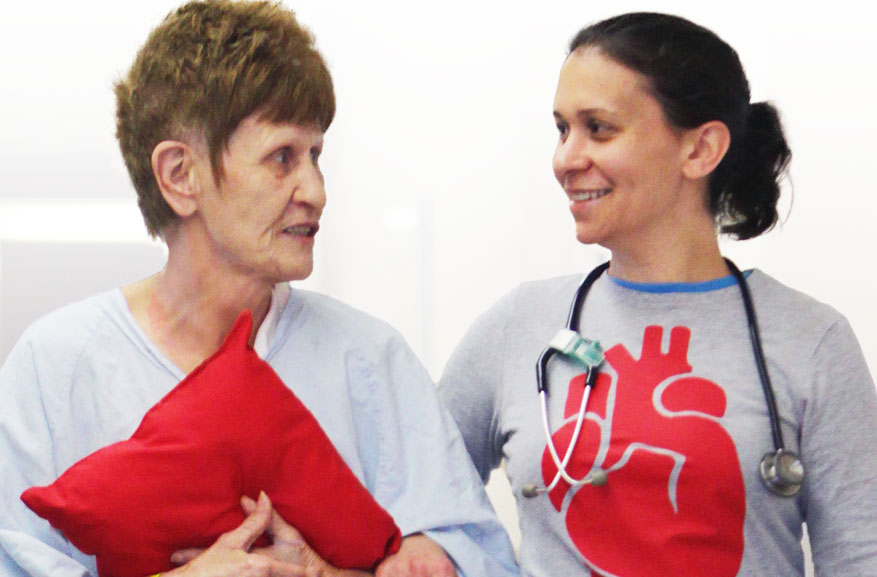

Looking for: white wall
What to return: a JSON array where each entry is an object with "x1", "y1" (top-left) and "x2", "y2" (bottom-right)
[{"x1": 1, "y1": 0, "x2": 874, "y2": 569}]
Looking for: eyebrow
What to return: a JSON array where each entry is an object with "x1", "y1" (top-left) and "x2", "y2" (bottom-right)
[
  {"x1": 553, "y1": 108, "x2": 616, "y2": 121},
  {"x1": 263, "y1": 129, "x2": 323, "y2": 151}
]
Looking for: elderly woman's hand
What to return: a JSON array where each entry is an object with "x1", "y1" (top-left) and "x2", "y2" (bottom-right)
[
  {"x1": 236, "y1": 495, "x2": 371, "y2": 577},
  {"x1": 164, "y1": 492, "x2": 322, "y2": 577},
  {"x1": 167, "y1": 493, "x2": 455, "y2": 577},
  {"x1": 375, "y1": 534, "x2": 457, "y2": 577}
]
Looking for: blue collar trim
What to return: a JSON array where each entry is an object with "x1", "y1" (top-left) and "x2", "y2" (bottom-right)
[{"x1": 608, "y1": 269, "x2": 753, "y2": 294}]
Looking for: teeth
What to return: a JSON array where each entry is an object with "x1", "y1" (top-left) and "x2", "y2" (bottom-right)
[
  {"x1": 570, "y1": 189, "x2": 610, "y2": 201},
  {"x1": 284, "y1": 225, "x2": 315, "y2": 236}
]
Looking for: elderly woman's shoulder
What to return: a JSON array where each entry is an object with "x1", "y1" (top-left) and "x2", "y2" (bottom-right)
[
  {"x1": 2, "y1": 290, "x2": 123, "y2": 372},
  {"x1": 287, "y1": 286, "x2": 404, "y2": 343},
  {"x1": 15, "y1": 291, "x2": 120, "y2": 350}
]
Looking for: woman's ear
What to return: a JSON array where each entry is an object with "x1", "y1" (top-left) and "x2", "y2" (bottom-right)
[
  {"x1": 681, "y1": 120, "x2": 731, "y2": 180},
  {"x1": 151, "y1": 140, "x2": 199, "y2": 218}
]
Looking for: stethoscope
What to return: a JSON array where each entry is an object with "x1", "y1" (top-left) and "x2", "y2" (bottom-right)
[{"x1": 521, "y1": 259, "x2": 805, "y2": 499}]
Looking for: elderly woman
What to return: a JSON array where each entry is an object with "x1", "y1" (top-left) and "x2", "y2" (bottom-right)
[
  {"x1": 439, "y1": 12, "x2": 877, "y2": 577},
  {"x1": 0, "y1": 2, "x2": 517, "y2": 576}
]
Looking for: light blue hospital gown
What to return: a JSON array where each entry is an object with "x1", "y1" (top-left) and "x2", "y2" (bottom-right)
[{"x1": 0, "y1": 286, "x2": 518, "y2": 577}]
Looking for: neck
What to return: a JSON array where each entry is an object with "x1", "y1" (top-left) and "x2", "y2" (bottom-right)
[
  {"x1": 606, "y1": 214, "x2": 729, "y2": 284},
  {"x1": 123, "y1": 226, "x2": 274, "y2": 373}
]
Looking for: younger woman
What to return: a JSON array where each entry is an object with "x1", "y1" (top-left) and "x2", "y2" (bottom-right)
[{"x1": 439, "y1": 12, "x2": 877, "y2": 577}]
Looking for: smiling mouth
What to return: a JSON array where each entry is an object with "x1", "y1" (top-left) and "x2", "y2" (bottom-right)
[
  {"x1": 569, "y1": 189, "x2": 611, "y2": 201},
  {"x1": 282, "y1": 224, "x2": 319, "y2": 237},
  {"x1": 569, "y1": 188, "x2": 611, "y2": 202}
]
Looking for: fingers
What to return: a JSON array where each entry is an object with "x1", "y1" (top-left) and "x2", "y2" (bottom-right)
[
  {"x1": 168, "y1": 492, "x2": 328, "y2": 577},
  {"x1": 241, "y1": 494, "x2": 258, "y2": 512},
  {"x1": 269, "y1": 561, "x2": 323, "y2": 577},
  {"x1": 242, "y1": 493, "x2": 306, "y2": 543},
  {"x1": 217, "y1": 491, "x2": 273, "y2": 551},
  {"x1": 169, "y1": 547, "x2": 203, "y2": 565}
]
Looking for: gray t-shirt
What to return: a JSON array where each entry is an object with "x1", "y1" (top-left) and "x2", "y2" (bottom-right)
[{"x1": 439, "y1": 269, "x2": 877, "y2": 577}]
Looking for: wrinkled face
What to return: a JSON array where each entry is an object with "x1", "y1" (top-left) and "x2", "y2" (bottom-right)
[
  {"x1": 552, "y1": 48, "x2": 690, "y2": 253},
  {"x1": 192, "y1": 115, "x2": 326, "y2": 284}
]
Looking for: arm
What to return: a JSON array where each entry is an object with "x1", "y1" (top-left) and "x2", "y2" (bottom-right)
[
  {"x1": 265, "y1": 294, "x2": 518, "y2": 577},
  {"x1": 437, "y1": 298, "x2": 510, "y2": 483},
  {"x1": 374, "y1": 535, "x2": 455, "y2": 577},
  {"x1": 362, "y1": 333, "x2": 517, "y2": 577},
  {"x1": 800, "y1": 319, "x2": 877, "y2": 575},
  {"x1": 0, "y1": 337, "x2": 95, "y2": 576}
]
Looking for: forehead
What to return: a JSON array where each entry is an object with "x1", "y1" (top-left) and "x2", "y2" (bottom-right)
[
  {"x1": 227, "y1": 114, "x2": 324, "y2": 152},
  {"x1": 553, "y1": 47, "x2": 655, "y2": 116}
]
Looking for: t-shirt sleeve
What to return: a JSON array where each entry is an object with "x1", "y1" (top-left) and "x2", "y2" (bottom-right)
[
  {"x1": 799, "y1": 317, "x2": 877, "y2": 575},
  {"x1": 438, "y1": 292, "x2": 515, "y2": 484}
]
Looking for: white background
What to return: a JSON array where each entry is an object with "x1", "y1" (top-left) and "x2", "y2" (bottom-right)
[{"x1": 1, "y1": 0, "x2": 875, "y2": 567}]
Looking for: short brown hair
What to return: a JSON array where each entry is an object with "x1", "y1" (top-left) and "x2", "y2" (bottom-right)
[{"x1": 115, "y1": 0, "x2": 335, "y2": 237}]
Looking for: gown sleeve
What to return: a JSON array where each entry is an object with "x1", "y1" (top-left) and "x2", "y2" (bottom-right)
[{"x1": 0, "y1": 334, "x2": 95, "y2": 577}]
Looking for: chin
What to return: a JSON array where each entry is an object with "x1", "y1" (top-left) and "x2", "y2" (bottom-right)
[
  {"x1": 261, "y1": 259, "x2": 313, "y2": 285},
  {"x1": 284, "y1": 262, "x2": 314, "y2": 283},
  {"x1": 574, "y1": 223, "x2": 605, "y2": 247}
]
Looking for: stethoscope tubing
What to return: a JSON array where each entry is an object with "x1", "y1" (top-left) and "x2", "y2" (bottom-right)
[
  {"x1": 724, "y1": 258, "x2": 785, "y2": 451},
  {"x1": 539, "y1": 384, "x2": 594, "y2": 491},
  {"x1": 536, "y1": 262, "x2": 610, "y2": 394}
]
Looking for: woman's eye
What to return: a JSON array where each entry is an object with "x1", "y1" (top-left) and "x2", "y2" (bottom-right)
[
  {"x1": 586, "y1": 118, "x2": 612, "y2": 136},
  {"x1": 271, "y1": 148, "x2": 291, "y2": 166},
  {"x1": 556, "y1": 122, "x2": 569, "y2": 139},
  {"x1": 310, "y1": 147, "x2": 321, "y2": 165}
]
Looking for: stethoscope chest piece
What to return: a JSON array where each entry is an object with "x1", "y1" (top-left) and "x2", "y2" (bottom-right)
[{"x1": 759, "y1": 449, "x2": 804, "y2": 497}]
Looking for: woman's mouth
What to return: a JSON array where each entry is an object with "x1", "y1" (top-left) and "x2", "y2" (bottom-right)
[
  {"x1": 282, "y1": 224, "x2": 319, "y2": 237},
  {"x1": 569, "y1": 189, "x2": 611, "y2": 201}
]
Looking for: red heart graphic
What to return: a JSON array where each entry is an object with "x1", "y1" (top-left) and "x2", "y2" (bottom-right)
[{"x1": 541, "y1": 326, "x2": 745, "y2": 577}]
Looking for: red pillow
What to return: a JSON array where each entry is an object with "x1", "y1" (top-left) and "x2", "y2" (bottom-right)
[{"x1": 21, "y1": 310, "x2": 402, "y2": 577}]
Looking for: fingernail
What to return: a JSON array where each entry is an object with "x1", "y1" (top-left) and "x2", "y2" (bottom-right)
[{"x1": 258, "y1": 490, "x2": 268, "y2": 504}]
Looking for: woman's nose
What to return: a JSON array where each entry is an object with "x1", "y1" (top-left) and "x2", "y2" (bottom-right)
[
  {"x1": 294, "y1": 164, "x2": 327, "y2": 212},
  {"x1": 553, "y1": 131, "x2": 592, "y2": 185}
]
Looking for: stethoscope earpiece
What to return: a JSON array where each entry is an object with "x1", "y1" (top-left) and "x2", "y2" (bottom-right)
[{"x1": 759, "y1": 449, "x2": 805, "y2": 497}]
